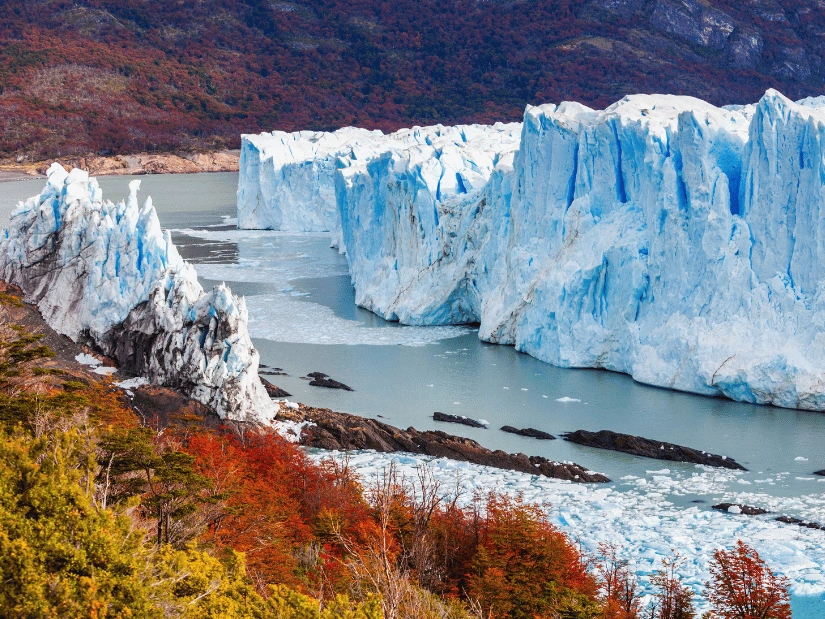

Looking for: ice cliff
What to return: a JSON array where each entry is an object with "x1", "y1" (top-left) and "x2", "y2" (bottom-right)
[
  {"x1": 239, "y1": 90, "x2": 825, "y2": 411},
  {"x1": 1, "y1": 164, "x2": 273, "y2": 422}
]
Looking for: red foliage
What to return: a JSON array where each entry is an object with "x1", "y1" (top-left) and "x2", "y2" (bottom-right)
[
  {"x1": 184, "y1": 429, "x2": 370, "y2": 592},
  {"x1": 596, "y1": 542, "x2": 642, "y2": 619},
  {"x1": 1, "y1": 0, "x2": 823, "y2": 159},
  {"x1": 705, "y1": 540, "x2": 791, "y2": 619},
  {"x1": 464, "y1": 494, "x2": 598, "y2": 618},
  {"x1": 649, "y1": 554, "x2": 696, "y2": 619}
]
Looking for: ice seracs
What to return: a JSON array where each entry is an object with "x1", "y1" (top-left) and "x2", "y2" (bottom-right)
[
  {"x1": 0, "y1": 164, "x2": 273, "y2": 422},
  {"x1": 239, "y1": 90, "x2": 825, "y2": 412}
]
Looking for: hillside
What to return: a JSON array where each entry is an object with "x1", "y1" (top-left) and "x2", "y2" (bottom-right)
[{"x1": 1, "y1": 0, "x2": 824, "y2": 159}]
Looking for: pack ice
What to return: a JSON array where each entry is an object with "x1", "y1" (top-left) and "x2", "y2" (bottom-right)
[
  {"x1": 239, "y1": 90, "x2": 825, "y2": 412},
  {"x1": 0, "y1": 164, "x2": 273, "y2": 422}
]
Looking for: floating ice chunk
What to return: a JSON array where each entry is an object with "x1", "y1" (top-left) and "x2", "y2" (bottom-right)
[
  {"x1": 556, "y1": 397, "x2": 581, "y2": 403},
  {"x1": 727, "y1": 505, "x2": 742, "y2": 514},
  {"x1": 796, "y1": 457, "x2": 809, "y2": 461},
  {"x1": 478, "y1": 419, "x2": 489, "y2": 426}
]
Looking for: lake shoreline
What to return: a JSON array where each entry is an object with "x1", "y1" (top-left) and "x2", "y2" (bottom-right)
[{"x1": 0, "y1": 149, "x2": 240, "y2": 182}]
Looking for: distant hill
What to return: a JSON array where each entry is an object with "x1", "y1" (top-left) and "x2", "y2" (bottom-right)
[{"x1": 2, "y1": 0, "x2": 823, "y2": 159}]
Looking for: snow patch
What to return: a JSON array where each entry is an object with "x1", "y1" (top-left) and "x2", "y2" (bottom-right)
[
  {"x1": 75, "y1": 353, "x2": 102, "y2": 367},
  {"x1": 115, "y1": 376, "x2": 149, "y2": 390}
]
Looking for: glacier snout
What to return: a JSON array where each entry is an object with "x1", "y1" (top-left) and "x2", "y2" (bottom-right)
[{"x1": 239, "y1": 90, "x2": 825, "y2": 411}]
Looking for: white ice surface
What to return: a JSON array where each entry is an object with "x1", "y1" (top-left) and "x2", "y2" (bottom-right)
[
  {"x1": 75, "y1": 353, "x2": 102, "y2": 367},
  {"x1": 114, "y1": 376, "x2": 149, "y2": 390},
  {"x1": 1, "y1": 165, "x2": 274, "y2": 422}
]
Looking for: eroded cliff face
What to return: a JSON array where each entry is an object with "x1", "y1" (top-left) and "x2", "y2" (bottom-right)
[
  {"x1": 238, "y1": 90, "x2": 825, "y2": 411},
  {"x1": 0, "y1": 164, "x2": 273, "y2": 422}
]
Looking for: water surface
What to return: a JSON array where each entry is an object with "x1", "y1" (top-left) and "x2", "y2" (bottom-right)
[{"x1": 2, "y1": 172, "x2": 825, "y2": 501}]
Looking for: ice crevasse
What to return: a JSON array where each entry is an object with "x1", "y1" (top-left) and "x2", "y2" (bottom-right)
[
  {"x1": 238, "y1": 90, "x2": 825, "y2": 412},
  {"x1": 0, "y1": 164, "x2": 274, "y2": 422}
]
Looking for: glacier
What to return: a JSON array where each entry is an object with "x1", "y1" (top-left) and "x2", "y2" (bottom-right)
[
  {"x1": 0, "y1": 164, "x2": 273, "y2": 422},
  {"x1": 238, "y1": 89, "x2": 825, "y2": 411}
]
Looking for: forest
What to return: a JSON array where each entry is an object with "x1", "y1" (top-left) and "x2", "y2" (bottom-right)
[
  {"x1": 0, "y1": 279, "x2": 793, "y2": 618},
  {"x1": 1, "y1": 0, "x2": 824, "y2": 159}
]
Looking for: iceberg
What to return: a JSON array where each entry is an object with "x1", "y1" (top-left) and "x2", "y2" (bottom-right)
[
  {"x1": 240, "y1": 89, "x2": 825, "y2": 411},
  {"x1": 0, "y1": 164, "x2": 273, "y2": 422}
]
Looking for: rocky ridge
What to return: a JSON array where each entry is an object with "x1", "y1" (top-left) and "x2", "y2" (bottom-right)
[
  {"x1": 563, "y1": 430, "x2": 746, "y2": 470},
  {"x1": 277, "y1": 405, "x2": 610, "y2": 483}
]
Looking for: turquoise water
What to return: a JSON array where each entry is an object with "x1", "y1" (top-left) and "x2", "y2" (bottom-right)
[{"x1": 3, "y1": 172, "x2": 825, "y2": 497}]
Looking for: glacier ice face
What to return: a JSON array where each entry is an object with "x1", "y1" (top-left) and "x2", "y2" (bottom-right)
[
  {"x1": 239, "y1": 90, "x2": 825, "y2": 411},
  {"x1": 237, "y1": 124, "x2": 521, "y2": 242},
  {"x1": 0, "y1": 164, "x2": 273, "y2": 422}
]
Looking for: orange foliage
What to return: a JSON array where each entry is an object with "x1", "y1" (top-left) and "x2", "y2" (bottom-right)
[
  {"x1": 465, "y1": 493, "x2": 597, "y2": 618},
  {"x1": 183, "y1": 430, "x2": 371, "y2": 593},
  {"x1": 705, "y1": 541, "x2": 791, "y2": 619}
]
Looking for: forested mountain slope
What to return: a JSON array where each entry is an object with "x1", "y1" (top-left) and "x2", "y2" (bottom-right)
[{"x1": 1, "y1": 0, "x2": 824, "y2": 158}]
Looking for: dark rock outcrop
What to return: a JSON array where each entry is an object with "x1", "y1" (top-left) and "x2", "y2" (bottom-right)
[
  {"x1": 712, "y1": 503, "x2": 769, "y2": 516},
  {"x1": 278, "y1": 405, "x2": 610, "y2": 483},
  {"x1": 501, "y1": 426, "x2": 556, "y2": 440},
  {"x1": 260, "y1": 378, "x2": 291, "y2": 398},
  {"x1": 562, "y1": 429, "x2": 746, "y2": 470},
  {"x1": 306, "y1": 372, "x2": 353, "y2": 391},
  {"x1": 775, "y1": 516, "x2": 824, "y2": 531},
  {"x1": 650, "y1": 0, "x2": 735, "y2": 52},
  {"x1": 434, "y1": 412, "x2": 488, "y2": 428}
]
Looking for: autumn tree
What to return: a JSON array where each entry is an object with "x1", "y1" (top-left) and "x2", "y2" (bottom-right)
[
  {"x1": 466, "y1": 493, "x2": 601, "y2": 619},
  {"x1": 704, "y1": 540, "x2": 791, "y2": 619},
  {"x1": 648, "y1": 554, "x2": 695, "y2": 619},
  {"x1": 596, "y1": 542, "x2": 641, "y2": 619}
]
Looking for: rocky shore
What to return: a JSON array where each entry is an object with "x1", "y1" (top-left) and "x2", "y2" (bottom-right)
[
  {"x1": 562, "y1": 429, "x2": 747, "y2": 471},
  {"x1": 0, "y1": 150, "x2": 239, "y2": 179},
  {"x1": 277, "y1": 405, "x2": 610, "y2": 483}
]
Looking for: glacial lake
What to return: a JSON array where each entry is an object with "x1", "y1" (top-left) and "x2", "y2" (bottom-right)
[
  {"x1": 2, "y1": 171, "x2": 824, "y2": 614},
  {"x1": 2, "y1": 172, "x2": 825, "y2": 500}
]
